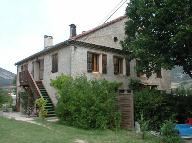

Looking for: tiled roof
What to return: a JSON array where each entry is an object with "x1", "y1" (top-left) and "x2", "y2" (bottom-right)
[
  {"x1": 15, "y1": 16, "x2": 127, "y2": 66},
  {"x1": 15, "y1": 40, "x2": 127, "y2": 65},
  {"x1": 70, "y1": 15, "x2": 127, "y2": 40}
]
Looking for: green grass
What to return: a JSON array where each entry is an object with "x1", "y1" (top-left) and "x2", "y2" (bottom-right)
[{"x1": 0, "y1": 117, "x2": 160, "y2": 143}]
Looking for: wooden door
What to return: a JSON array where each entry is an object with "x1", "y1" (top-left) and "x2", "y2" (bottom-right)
[{"x1": 39, "y1": 59, "x2": 44, "y2": 80}]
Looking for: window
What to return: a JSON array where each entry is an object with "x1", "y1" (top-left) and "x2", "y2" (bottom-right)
[
  {"x1": 39, "y1": 59, "x2": 44, "y2": 80},
  {"x1": 21, "y1": 64, "x2": 28, "y2": 72},
  {"x1": 114, "y1": 37, "x2": 118, "y2": 42},
  {"x1": 32, "y1": 61, "x2": 34, "y2": 77},
  {"x1": 136, "y1": 60, "x2": 144, "y2": 77},
  {"x1": 52, "y1": 53, "x2": 58, "y2": 73},
  {"x1": 102, "y1": 54, "x2": 107, "y2": 74},
  {"x1": 87, "y1": 52, "x2": 99, "y2": 72},
  {"x1": 113, "y1": 56, "x2": 123, "y2": 75},
  {"x1": 156, "y1": 70, "x2": 162, "y2": 78},
  {"x1": 126, "y1": 59, "x2": 130, "y2": 76}
]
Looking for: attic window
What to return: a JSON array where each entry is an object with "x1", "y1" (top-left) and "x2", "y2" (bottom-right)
[{"x1": 114, "y1": 37, "x2": 118, "y2": 42}]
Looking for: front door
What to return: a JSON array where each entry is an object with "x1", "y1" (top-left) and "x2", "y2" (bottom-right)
[{"x1": 39, "y1": 59, "x2": 44, "y2": 80}]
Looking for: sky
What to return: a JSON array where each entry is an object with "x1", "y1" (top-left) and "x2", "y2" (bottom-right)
[{"x1": 0, "y1": 0, "x2": 128, "y2": 74}]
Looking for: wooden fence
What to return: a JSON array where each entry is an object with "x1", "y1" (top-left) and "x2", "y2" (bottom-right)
[{"x1": 117, "y1": 90, "x2": 134, "y2": 130}]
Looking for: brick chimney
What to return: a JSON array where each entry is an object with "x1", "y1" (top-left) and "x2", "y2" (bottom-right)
[
  {"x1": 69, "y1": 24, "x2": 77, "y2": 38},
  {"x1": 44, "y1": 35, "x2": 53, "y2": 49}
]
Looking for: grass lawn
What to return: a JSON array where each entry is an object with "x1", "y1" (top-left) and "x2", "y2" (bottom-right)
[{"x1": 0, "y1": 117, "x2": 160, "y2": 143}]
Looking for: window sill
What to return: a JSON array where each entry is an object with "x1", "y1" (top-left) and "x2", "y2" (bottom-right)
[
  {"x1": 114, "y1": 74, "x2": 126, "y2": 77},
  {"x1": 51, "y1": 71, "x2": 58, "y2": 74},
  {"x1": 92, "y1": 72, "x2": 100, "y2": 74}
]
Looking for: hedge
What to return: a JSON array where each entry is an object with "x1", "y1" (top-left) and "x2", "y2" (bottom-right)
[{"x1": 51, "y1": 75, "x2": 121, "y2": 129}]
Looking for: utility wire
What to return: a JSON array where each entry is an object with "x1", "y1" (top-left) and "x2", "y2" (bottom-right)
[
  {"x1": 103, "y1": 0, "x2": 127, "y2": 23},
  {"x1": 102, "y1": 0, "x2": 125, "y2": 22}
]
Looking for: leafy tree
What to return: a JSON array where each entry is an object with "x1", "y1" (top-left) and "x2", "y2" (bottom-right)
[{"x1": 122, "y1": 0, "x2": 192, "y2": 77}]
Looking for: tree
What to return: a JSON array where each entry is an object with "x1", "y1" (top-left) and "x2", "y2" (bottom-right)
[{"x1": 122, "y1": 0, "x2": 192, "y2": 77}]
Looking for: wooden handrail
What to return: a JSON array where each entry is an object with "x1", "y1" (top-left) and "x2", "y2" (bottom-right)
[{"x1": 19, "y1": 70, "x2": 41, "y2": 98}]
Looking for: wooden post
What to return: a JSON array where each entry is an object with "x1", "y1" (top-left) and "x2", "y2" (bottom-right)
[{"x1": 117, "y1": 90, "x2": 134, "y2": 130}]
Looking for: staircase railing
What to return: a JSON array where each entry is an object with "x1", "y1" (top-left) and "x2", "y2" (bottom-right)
[{"x1": 19, "y1": 70, "x2": 41, "y2": 99}]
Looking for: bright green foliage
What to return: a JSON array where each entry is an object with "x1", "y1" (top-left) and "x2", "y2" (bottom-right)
[
  {"x1": 0, "y1": 117, "x2": 160, "y2": 143},
  {"x1": 161, "y1": 120, "x2": 181, "y2": 143},
  {"x1": 35, "y1": 97, "x2": 47, "y2": 119},
  {"x1": 51, "y1": 75, "x2": 121, "y2": 129},
  {"x1": 122, "y1": 0, "x2": 192, "y2": 77}
]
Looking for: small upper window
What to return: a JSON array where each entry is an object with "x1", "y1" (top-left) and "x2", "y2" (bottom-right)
[
  {"x1": 87, "y1": 52, "x2": 99, "y2": 72},
  {"x1": 113, "y1": 56, "x2": 123, "y2": 75},
  {"x1": 52, "y1": 53, "x2": 58, "y2": 73},
  {"x1": 114, "y1": 37, "x2": 118, "y2": 42}
]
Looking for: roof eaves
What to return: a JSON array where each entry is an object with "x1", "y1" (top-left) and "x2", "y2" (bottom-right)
[
  {"x1": 15, "y1": 40, "x2": 72, "y2": 65},
  {"x1": 15, "y1": 40, "x2": 127, "y2": 66}
]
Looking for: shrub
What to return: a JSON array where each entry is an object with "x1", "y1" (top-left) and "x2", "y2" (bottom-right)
[
  {"x1": 134, "y1": 89, "x2": 175, "y2": 130},
  {"x1": 161, "y1": 120, "x2": 181, "y2": 143},
  {"x1": 0, "y1": 89, "x2": 12, "y2": 108},
  {"x1": 35, "y1": 97, "x2": 47, "y2": 119},
  {"x1": 19, "y1": 91, "x2": 29, "y2": 113},
  {"x1": 128, "y1": 78, "x2": 141, "y2": 91},
  {"x1": 139, "y1": 113, "x2": 149, "y2": 139},
  {"x1": 51, "y1": 74, "x2": 121, "y2": 129}
]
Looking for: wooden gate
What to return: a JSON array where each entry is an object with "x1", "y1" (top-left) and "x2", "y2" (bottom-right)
[{"x1": 117, "y1": 90, "x2": 134, "y2": 130}]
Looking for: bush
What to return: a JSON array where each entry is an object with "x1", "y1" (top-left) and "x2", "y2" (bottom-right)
[
  {"x1": 139, "y1": 113, "x2": 149, "y2": 139},
  {"x1": 51, "y1": 75, "x2": 121, "y2": 129},
  {"x1": 161, "y1": 120, "x2": 181, "y2": 143},
  {"x1": 134, "y1": 89, "x2": 175, "y2": 130},
  {"x1": 128, "y1": 78, "x2": 141, "y2": 91},
  {"x1": 19, "y1": 91, "x2": 29, "y2": 113},
  {"x1": 35, "y1": 97, "x2": 47, "y2": 119},
  {"x1": 0, "y1": 89, "x2": 12, "y2": 108}
]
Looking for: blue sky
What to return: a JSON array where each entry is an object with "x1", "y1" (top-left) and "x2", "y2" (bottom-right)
[{"x1": 0, "y1": 0, "x2": 128, "y2": 73}]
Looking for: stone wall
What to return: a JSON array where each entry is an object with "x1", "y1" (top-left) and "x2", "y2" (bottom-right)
[{"x1": 78, "y1": 18, "x2": 127, "y2": 49}]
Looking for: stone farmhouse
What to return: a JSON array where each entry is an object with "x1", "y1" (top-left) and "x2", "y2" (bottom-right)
[{"x1": 15, "y1": 16, "x2": 171, "y2": 116}]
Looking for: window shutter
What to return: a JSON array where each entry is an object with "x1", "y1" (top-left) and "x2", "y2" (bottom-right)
[
  {"x1": 156, "y1": 70, "x2": 162, "y2": 78},
  {"x1": 136, "y1": 60, "x2": 143, "y2": 77},
  {"x1": 52, "y1": 53, "x2": 58, "y2": 73},
  {"x1": 39, "y1": 59, "x2": 44, "y2": 80},
  {"x1": 126, "y1": 59, "x2": 130, "y2": 76},
  {"x1": 87, "y1": 52, "x2": 92, "y2": 72},
  {"x1": 119, "y1": 58, "x2": 123, "y2": 74},
  {"x1": 21, "y1": 65, "x2": 24, "y2": 72},
  {"x1": 102, "y1": 54, "x2": 107, "y2": 74},
  {"x1": 113, "y1": 57, "x2": 118, "y2": 74}
]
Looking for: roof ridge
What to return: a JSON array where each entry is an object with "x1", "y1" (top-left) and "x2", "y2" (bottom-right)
[{"x1": 70, "y1": 15, "x2": 127, "y2": 40}]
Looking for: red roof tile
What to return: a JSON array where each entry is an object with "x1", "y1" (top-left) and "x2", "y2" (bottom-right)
[{"x1": 70, "y1": 15, "x2": 127, "y2": 40}]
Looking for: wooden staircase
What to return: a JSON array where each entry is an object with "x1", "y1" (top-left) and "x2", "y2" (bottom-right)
[
  {"x1": 36, "y1": 81, "x2": 56, "y2": 117},
  {"x1": 19, "y1": 70, "x2": 56, "y2": 117}
]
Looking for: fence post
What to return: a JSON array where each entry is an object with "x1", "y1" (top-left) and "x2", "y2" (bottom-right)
[{"x1": 117, "y1": 89, "x2": 134, "y2": 130}]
